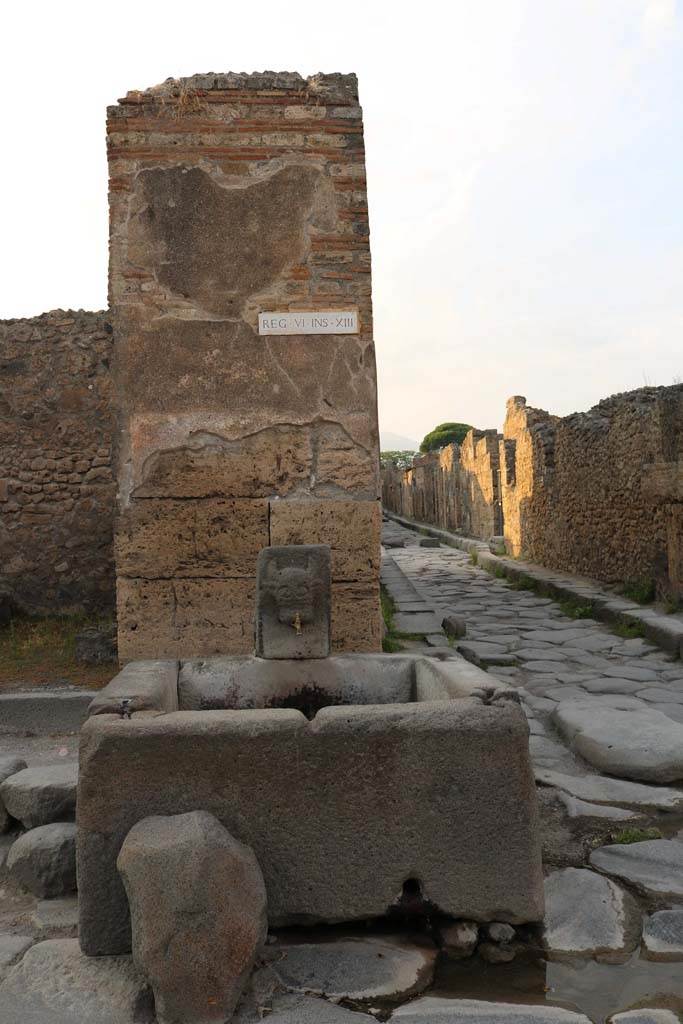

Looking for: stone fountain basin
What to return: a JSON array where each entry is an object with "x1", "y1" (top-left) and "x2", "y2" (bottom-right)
[{"x1": 77, "y1": 654, "x2": 543, "y2": 956}]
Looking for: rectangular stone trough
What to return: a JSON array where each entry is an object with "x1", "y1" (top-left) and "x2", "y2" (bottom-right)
[{"x1": 77, "y1": 654, "x2": 543, "y2": 955}]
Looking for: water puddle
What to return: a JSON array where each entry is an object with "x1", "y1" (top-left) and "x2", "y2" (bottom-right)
[{"x1": 433, "y1": 951, "x2": 683, "y2": 1023}]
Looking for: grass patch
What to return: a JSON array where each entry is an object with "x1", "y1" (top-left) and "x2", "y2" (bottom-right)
[
  {"x1": 0, "y1": 613, "x2": 115, "y2": 691},
  {"x1": 469, "y1": 551, "x2": 479, "y2": 566},
  {"x1": 612, "y1": 620, "x2": 647, "y2": 639},
  {"x1": 380, "y1": 585, "x2": 406, "y2": 653},
  {"x1": 609, "y1": 827, "x2": 663, "y2": 845},
  {"x1": 622, "y1": 578, "x2": 656, "y2": 605},
  {"x1": 558, "y1": 598, "x2": 595, "y2": 620},
  {"x1": 664, "y1": 598, "x2": 683, "y2": 615},
  {"x1": 509, "y1": 574, "x2": 537, "y2": 592},
  {"x1": 491, "y1": 565, "x2": 507, "y2": 580}
]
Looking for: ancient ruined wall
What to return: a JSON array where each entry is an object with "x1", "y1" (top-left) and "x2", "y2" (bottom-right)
[
  {"x1": 0, "y1": 310, "x2": 115, "y2": 613},
  {"x1": 108, "y1": 72, "x2": 381, "y2": 660},
  {"x1": 501, "y1": 388, "x2": 683, "y2": 600},
  {"x1": 381, "y1": 430, "x2": 503, "y2": 540}
]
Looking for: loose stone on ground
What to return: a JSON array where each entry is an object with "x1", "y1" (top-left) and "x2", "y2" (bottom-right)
[
  {"x1": 0, "y1": 764, "x2": 77, "y2": 829},
  {"x1": 117, "y1": 810, "x2": 267, "y2": 1024},
  {"x1": 6, "y1": 822, "x2": 77, "y2": 897}
]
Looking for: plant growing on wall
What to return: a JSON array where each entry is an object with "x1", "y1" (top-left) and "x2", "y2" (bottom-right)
[{"x1": 419, "y1": 422, "x2": 472, "y2": 453}]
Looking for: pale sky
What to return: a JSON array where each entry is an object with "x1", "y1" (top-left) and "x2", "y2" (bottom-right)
[{"x1": 2, "y1": 0, "x2": 681, "y2": 442}]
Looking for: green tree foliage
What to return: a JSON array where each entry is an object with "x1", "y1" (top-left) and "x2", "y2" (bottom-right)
[{"x1": 419, "y1": 422, "x2": 472, "y2": 453}]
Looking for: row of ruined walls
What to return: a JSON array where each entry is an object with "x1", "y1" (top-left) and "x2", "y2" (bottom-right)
[{"x1": 382, "y1": 386, "x2": 683, "y2": 601}]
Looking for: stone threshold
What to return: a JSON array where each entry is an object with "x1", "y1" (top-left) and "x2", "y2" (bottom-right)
[{"x1": 383, "y1": 511, "x2": 683, "y2": 660}]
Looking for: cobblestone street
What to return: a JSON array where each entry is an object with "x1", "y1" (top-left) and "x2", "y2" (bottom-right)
[{"x1": 383, "y1": 518, "x2": 683, "y2": 788}]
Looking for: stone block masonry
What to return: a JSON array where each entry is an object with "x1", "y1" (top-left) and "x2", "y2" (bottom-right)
[
  {"x1": 0, "y1": 310, "x2": 115, "y2": 613},
  {"x1": 108, "y1": 72, "x2": 381, "y2": 660}
]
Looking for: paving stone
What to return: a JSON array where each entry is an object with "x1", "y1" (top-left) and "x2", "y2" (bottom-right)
[
  {"x1": 641, "y1": 908, "x2": 683, "y2": 961},
  {"x1": 522, "y1": 630, "x2": 589, "y2": 645},
  {"x1": 525, "y1": 661, "x2": 571, "y2": 675},
  {"x1": 637, "y1": 688, "x2": 683, "y2": 704},
  {"x1": 608, "y1": 1012, "x2": 681, "y2": 1024},
  {"x1": 601, "y1": 666, "x2": 660, "y2": 682},
  {"x1": 32, "y1": 897, "x2": 80, "y2": 933},
  {"x1": 590, "y1": 840, "x2": 683, "y2": 899},
  {"x1": 543, "y1": 867, "x2": 640, "y2": 960},
  {"x1": 552, "y1": 703, "x2": 683, "y2": 783},
  {"x1": 392, "y1": 997, "x2": 592, "y2": 1021},
  {"x1": 439, "y1": 921, "x2": 479, "y2": 959},
  {"x1": 0, "y1": 765, "x2": 78, "y2": 829},
  {"x1": 6, "y1": 822, "x2": 77, "y2": 897},
  {"x1": 581, "y1": 678, "x2": 648, "y2": 695},
  {"x1": 273, "y1": 937, "x2": 436, "y2": 1004},
  {"x1": 535, "y1": 769, "x2": 683, "y2": 811},
  {"x1": 555, "y1": 793, "x2": 641, "y2": 822},
  {"x1": 239, "y1": 994, "x2": 375, "y2": 1022},
  {"x1": 0, "y1": 938, "x2": 154, "y2": 1024},
  {"x1": 393, "y1": 612, "x2": 442, "y2": 634},
  {"x1": 557, "y1": 633, "x2": 614, "y2": 652},
  {"x1": 516, "y1": 648, "x2": 567, "y2": 662},
  {"x1": 0, "y1": 933, "x2": 32, "y2": 978}
]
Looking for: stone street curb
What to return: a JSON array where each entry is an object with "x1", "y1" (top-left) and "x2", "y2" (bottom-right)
[
  {"x1": 0, "y1": 691, "x2": 97, "y2": 735},
  {"x1": 383, "y1": 511, "x2": 683, "y2": 660}
]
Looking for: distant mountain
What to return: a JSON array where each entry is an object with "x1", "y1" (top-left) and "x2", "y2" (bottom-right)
[{"x1": 380, "y1": 430, "x2": 418, "y2": 452}]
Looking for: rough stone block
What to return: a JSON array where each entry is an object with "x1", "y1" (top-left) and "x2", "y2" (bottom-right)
[
  {"x1": 0, "y1": 757, "x2": 27, "y2": 832},
  {"x1": 77, "y1": 674, "x2": 543, "y2": 955},
  {"x1": 0, "y1": 764, "x2": 77, "y2": 829},
  {"x1": 269, "y1": 500, "x2": 380, "y2": 582},
  {"x1": 115, "y1": 498, "x2": 269, "y2": 578},
  {"x1": 117, "y1": 811, "x2": 267, "y2": 1024},
  {"x1": 88, "y1": 661, "x2": 179, "y2": 717},
  {"x1": 331, "y1": 582, "x2": 382, "y2": 652},
  {"x1": 256, "y1": 545, "x2": 330, "y2": 659},
  {"x1": 7, "y1": 823, "x2": 77, "y2": 898},
  {"x1": 116, "y1": 577, "x2": 255, "y2": 661}
]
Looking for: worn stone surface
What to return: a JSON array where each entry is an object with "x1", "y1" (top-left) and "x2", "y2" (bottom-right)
[
  {"x1": 0, "y1": 764, "x2": 77, "y2": 829},
  {"x1": 0, "y1": 310, "x2": 116, "y2": 615},
  {"x1": 0, "y1": 938, "x2": 153, "y2": 1024},
  {"x1": 0, "y1": 756, "x2": 27, "y2": 832},
  {"x1": 7, "y1": 822, "x2": 77, "y2": 897},
  {"x1": 32, "y1": 897, "x2": 80, "y2": 934},
  {"x1": 0, "y1": 933, "x2": 32, "y2": 979},
  {"x1": 177, "y1": 654, "x2": 414, "y2": 711},
  {"x1": 77, "y1": 685, "x2": 543, "y2": 955},
  {"x1": 272, "y1": 937, "x2": 435, "y2": 1004},
  {"x1": 535, "y1": 769, "x2": 683, "y2": 812},
  {"x1": 392, "y1": 998, "x2": 592, "y2": 1021},
  {"x1": 590, "y1": 840, "x2": 683, "y2": 899},
  {"x1": 256, "y1": 544, "x2": 331, "y2": 659},
  {"x1": 117, "y1": 811, "x2": 267, "y2": 1023},
  {"x1": 269, "y1": 499, "x2": 381, "y2": 582},
  {"x1": 552, "y1": 703, "x2": 683, "y2": 783},
  {"x1": 543, "y1": 868, "x2": 640, "y2": 960},
  {"x1": 109, "y1": 72, "x2": 381, "y2": 659},
  {"x1": 88, "y1": 660, "x2": 178, "y2": 716},
  {"x1": 608, "y1": 1013, "x2": 681, "y2": 1024},
  {"x1": 642, "y1": 908, "x2": 683, "y2": 961},
  {"x1": 238, "y1": 994, "x2": 375, "y2": 1023}
]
